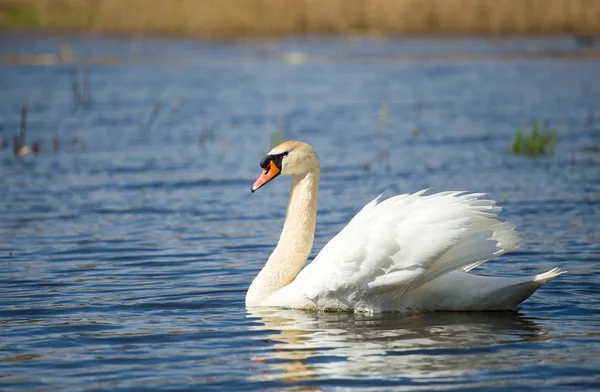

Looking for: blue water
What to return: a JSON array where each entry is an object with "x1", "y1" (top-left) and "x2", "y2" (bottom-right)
[{"x1": 1, "y1": 34, "x2": 599, "y2": 390}]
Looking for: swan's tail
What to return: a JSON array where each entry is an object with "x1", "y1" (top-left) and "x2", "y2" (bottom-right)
[
  {"x1": 534, "y1": 267, "x2": 566, "y2": 283},
  {"x1": 402, "y1": 268, "x2": 565, "y2": 311},
  {"x1": 498, "y1": 268, "x2": 565, "y2": 309}
]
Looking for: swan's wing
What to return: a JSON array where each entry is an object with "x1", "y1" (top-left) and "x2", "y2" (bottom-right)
[{"x1": 281, "y1": 190, "x2": 520, "y2": 309}]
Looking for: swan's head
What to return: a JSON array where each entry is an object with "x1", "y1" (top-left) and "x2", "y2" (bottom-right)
[{"x1": 251, "y1": 141, "x2": 319, "y2": 192}]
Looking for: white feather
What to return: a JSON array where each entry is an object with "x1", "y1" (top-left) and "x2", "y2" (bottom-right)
[
  {"x1": 270, "y1": 191, "x2": 557, "y2": 311},
  {"x1": 248, "y1": 141, "x2": 562, "y2": 312}
]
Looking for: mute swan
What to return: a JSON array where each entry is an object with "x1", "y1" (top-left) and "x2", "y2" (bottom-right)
[{"x1": 247, "y1": 141, "x2": 563, "y2": 312}]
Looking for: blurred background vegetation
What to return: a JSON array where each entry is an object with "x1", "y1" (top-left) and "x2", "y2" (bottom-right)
[{"x1": 1, "y1": 0, "x2": 600, "y2": 37}]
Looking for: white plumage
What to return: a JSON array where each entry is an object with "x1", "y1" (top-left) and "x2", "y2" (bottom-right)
[
  {"x1": 248, "y1": 141, "x2": 563, "y2": 312},
  {"x1": 271, "y1": 191, "x2": 561, "y2": 311}
]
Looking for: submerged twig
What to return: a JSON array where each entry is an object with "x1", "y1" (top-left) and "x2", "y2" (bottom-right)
[
  {"x1": 32, "y1": 139, "x2": 40, "y2": 155},
  {"x1": 412, "y1": 101, "x2": 422, "y2": 138},
  {"x1": 19, "y1": 101, "x2": 28, "y2": 146},
  {"x1": 199, "y1": 125, "x2": 215, "y2": 146},
  {"x1": 52, "y1": 134, "x2": 60, "y2": 151},
  {"x1": 586, "y1": 109, "x2": 595, "y2": 127},
  {"x1": 71, "y1": 67, "x2": 82, "y2": 106},
  {"x1": 140, "y1": 100, "x2": 162, "y2": 132},
  {"x1": 363, "y1": 148, "x2": 391, "y2": 173},
  {"x1": 12, "y1": 135, "x2": 19, "y2": 155},
  {"x1": 14, "y1": 102, "x2": 31, "y2": 157},
  {"x1": 70, "y1": 65, "x2": 91, "y2": 109},
  {"x1": 377, "y1": 101, "x2": 388, "y2": 135},
  {"x1": 82, "y1": 66, "x2": 92, "y2": 109}
]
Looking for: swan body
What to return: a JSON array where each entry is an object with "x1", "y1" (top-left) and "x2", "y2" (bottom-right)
[{"x1": 247, "y1": 141, "x2": 563, "y2": 312}]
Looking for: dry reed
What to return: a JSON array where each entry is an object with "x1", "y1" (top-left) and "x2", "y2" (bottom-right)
[{"x1": 0, "y1": 0, "x2": 599, "y2": 37}]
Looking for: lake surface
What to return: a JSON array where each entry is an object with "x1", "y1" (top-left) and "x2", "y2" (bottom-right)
[{"x1": 1, "y1": 34, "x2": 599, "y2": 390}]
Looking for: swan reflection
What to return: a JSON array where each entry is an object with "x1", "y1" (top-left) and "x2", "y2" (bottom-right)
[{"x1": 247, "y1": 309, "x2": 550, "y2": 384}]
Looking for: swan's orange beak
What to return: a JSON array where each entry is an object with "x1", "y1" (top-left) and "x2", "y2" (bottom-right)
[{"x1": 251, "y1": 160, "x2": 280, "y2": 193}]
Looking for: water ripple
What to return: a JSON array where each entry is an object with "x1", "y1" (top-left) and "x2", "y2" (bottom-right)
[{"x1": 0, "y1": 34, "x2": 599, "y2": 391}]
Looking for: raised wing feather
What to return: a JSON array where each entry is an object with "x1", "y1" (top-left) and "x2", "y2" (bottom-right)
[{"x1": 277, "y1": 190, "x2": 520, "y2": 311}]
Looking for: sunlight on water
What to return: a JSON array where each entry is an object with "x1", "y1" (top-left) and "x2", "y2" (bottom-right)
[{"x1": 0, "y1": 34, "x2": 599, "y2": 390}]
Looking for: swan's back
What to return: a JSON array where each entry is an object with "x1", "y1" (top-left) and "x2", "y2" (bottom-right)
[{"x1": 272, "y1": 190, "x2": 528, "y2": 311}]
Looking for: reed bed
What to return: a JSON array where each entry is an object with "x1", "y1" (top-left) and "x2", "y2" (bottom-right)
[{"x1": 1, "y1": 0, "x2": 599, "y2": 37}]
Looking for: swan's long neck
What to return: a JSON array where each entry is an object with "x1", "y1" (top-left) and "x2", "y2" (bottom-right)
[{"x1": 246, "y1": 169, "x2": 320, "y2": 306}]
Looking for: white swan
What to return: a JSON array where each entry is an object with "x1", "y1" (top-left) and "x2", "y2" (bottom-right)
[{"x1": 247, "y1": 141, "x2": 563, "y2": 312}]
